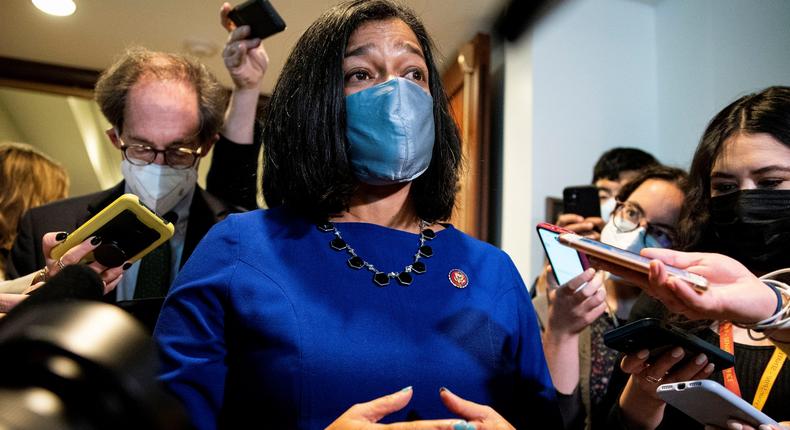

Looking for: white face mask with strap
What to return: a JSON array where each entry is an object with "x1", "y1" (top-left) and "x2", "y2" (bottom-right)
[
  {"x1": 121, "y1": 159, "x2": 197, "y2": 215},
  {"x1": 600, "y1": 218, "x2": 663, "y2": 254},
  {"x1": 600, "y1": 197, "x2": 617, "y2": 223}
]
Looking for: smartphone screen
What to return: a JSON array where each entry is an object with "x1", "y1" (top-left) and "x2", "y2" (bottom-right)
[{"x1": 538, "y1": 227, "x2": 585, "y2": 285}]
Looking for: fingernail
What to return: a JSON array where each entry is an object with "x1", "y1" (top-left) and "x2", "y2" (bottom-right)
[
  {"x1": 90, "y1": 236, "x2": 102, "y2": 245},
  {"x1": 122, "y1": 262, "x2": 132, "y2": 270},
  {"x1": 726, "y1": 420, "x2": 743, "y2": 430},
  {"x1": 55, "y1": 232, "x2": 68, "y2": 241},
  {"x1": 400, "y1": 386, "x2": 412, "y2": 392},
  {"x1": 705, "y1": 363, "x2": 715, "y2": 373},
  {"x1": 466, "y1": 424, "x2": 477, "y2": 430},
  {"x1": 671, "y1": 347, "x2": 684, "y2": 358},
  {"x1": 694, "y1": 353, "x2": 707, "y2": 365},
  {"x1": 637, "y1": 349, "x2": 650, "y2": 359},
  {"x1": 453, "y1": 421, "x2": 469, "y2": 430},
  {"x1": 758, "y1": 425, "x2": 773, "y2": 430}
]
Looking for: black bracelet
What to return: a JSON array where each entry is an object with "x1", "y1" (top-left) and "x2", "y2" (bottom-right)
[{"x1": 753, "y1": 281, "x2": 784, "y2": 332}]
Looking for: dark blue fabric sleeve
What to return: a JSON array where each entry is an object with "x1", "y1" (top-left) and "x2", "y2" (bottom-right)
[{"x1": 154, "y1": 216, "x2": 239, "y2": 430}]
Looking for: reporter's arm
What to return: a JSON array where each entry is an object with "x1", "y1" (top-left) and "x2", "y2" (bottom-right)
[
  {"x1": 542, "y1": 268, "x2": 606, "y2": 394},
  {"x1": 219, "y1": 2, "x2": 268, "y2": 144},
  {"x1": 0, "y1": 272, "x2": 37, "y2": 294}
]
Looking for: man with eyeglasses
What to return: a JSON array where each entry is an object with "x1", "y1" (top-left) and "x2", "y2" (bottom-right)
[{"x1": 6, "y1": 47, "x2": 251, "y2": 312}]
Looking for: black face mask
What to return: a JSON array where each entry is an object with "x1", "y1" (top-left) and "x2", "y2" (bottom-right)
[{"x1": 709, "y1": 189, "x2": 790, "y2": 273}]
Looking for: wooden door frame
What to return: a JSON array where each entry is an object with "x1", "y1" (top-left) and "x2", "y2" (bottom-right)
[{"x1": 442, "y1": 33, "x2": 491, "y2": 242}]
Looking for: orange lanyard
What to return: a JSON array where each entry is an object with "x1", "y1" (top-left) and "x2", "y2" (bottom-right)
[
  {"x1": 719, "y1": 321, "x2": 742, "y2": 397},
  {"x1": 719, "y1": 321, "x2": 787, "y2": 410}
]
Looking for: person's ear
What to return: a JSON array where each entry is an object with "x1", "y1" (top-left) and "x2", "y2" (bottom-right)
[
  {"x1": 200, "y1": 133, "x2": 220, "y2": 157},
  {"x1": 106, "y1": 128, "x2": 122, "y2": 149}
]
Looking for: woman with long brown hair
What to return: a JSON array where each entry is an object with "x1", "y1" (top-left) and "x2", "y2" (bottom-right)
[{"x1": 0, "y1": 142, "x2": 69, "y2": 280}]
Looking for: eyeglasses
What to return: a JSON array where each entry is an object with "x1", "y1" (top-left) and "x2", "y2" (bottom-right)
[
  {"x1": 118, "y1": 136, "x2": 203, "y2": 170},
  {"x1": 612, "y1": 201, "x2": 676, "y2": 248}
]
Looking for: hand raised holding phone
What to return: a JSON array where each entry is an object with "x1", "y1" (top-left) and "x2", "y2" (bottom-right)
[{"x1": 220, "y1": 2, "x2": 270, "y2": 90}]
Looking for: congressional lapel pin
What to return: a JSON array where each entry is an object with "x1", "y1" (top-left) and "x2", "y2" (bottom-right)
[{"x1": 448, "y1": 269, "x2": 468, "y2": 289}]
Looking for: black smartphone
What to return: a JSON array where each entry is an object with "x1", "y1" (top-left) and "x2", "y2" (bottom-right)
[
  {"x1": 562, "y1": 185, "x2": 601, "y2": 218},
  {"x1": 228, "y1": 0, "x2": 286, "y2": 40},
  {"x1": 603, "y1": 318, "x2": 734, "y2": 369}
]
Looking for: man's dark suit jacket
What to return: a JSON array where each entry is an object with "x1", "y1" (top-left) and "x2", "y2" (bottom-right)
[{"x1": 7, "y1": 181, "x2": 239, "y2": 301}]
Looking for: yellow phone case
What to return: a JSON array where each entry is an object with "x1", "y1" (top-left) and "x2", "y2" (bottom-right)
[{"x1": 51, "y1": 194, "x2": 175, "y2": 267}]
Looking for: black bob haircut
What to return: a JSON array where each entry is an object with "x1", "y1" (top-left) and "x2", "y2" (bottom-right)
[
  {"x1": 260, "y1": 0, "x2": 461, "y2": 222},
  {"x1": 592, "y1": 147, "x2": 658, "y2": 183},
  {"x1": 676, "y1": 85, "x2": 790, "y2": 251}
]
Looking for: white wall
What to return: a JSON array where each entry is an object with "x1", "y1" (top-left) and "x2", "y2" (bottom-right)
[
  {"x1": 502, "y1": 0, "x2": 658, "y2": 282},
  {"x1": 655, "y1": 0, "x2": 790, "y2": 168},
  {"x1": 500, "y1": 0, "x2": 790, "y2": 284}
]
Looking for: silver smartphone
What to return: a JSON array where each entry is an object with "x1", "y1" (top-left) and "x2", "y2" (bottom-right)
[{"x1": 657, "y1": 380, "x2": 778, "y2": 428}]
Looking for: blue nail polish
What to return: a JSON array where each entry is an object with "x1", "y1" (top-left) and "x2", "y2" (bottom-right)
[
  {"x1": 466, "y1": 424, "x2": 477, "y2": 430},
  {"x1": 453, "y1": 421, "x2": 469, "y2": 430},
  {"x1": 400, "y1": 386, "x2": 412, "y2": 392}
]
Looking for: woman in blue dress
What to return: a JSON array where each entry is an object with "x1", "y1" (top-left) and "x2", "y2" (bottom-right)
[{"x1": 154, "y1": 1, "x2": 561, "y2": 429}]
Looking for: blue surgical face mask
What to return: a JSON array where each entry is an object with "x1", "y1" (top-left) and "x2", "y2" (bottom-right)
[{"x1": 345, "y1": 78, "x2": 435, "y2": 185}]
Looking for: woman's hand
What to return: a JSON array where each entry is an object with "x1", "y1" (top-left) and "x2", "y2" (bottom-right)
[
  {"x1": 556, "y1": 213, "x2": 605, "y2": 240},
  {"x1": 542, "y1": 268, "x2": 607, "y2": 394},
  {"x1": 640, "y1": 249, "x2": 777, "y2": 324},
  {"x1": 618, "y1": 347, "x2": 714, "y2": 429},
  {"x1": 545, "y1": 268, "x2": 607, "y2": 337},
  {"x1": 36, "y1": 232, "x2": 125, "y2": 295},
  {"x1": 705, "y1": 420, "x2": 790, "y2": 430},
  {"x1": 324, "y1": 387, "x2": 465, "y2": 430},
  {"x1": 439, "y1": 387, "x2": 515, "y2": 430},
  {"x1": 220, "y1": 2, "x2": 269, "y2": 90}
]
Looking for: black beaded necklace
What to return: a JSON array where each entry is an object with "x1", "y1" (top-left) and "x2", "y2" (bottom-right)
[{"x1": 317, "y1": 220, "x2": 436, "y2": 286}]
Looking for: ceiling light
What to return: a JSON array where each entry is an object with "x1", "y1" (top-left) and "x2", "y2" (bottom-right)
[{"x1": 32, "y1": 0, "x2": 76, "y2": 17}]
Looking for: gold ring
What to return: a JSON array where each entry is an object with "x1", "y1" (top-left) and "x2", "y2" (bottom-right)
[
  {"x1": 644, "y1": 375, "x2": 663, "y2": 384},
  {"x1": 56, "y1": 258, "x2": 67, "y2": 271}
]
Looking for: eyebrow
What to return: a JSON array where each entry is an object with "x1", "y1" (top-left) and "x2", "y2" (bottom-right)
[
  {"x1": 711, "y1": 165, "x2": 790, "y2": 178},
  {"x1": 752, "y1": 165, "x2": 790, "y2": 175},
  {"x1": 344, "y1": 41, "x2": 424, "y2": 59},
  {"x1": 624, "y1": 201, "x2": 645, "y2": 215},
  {"x1": 125, "y1": 134, "x2": 197, "y2": 148}
]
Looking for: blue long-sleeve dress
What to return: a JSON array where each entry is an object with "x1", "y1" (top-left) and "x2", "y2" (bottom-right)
[{"x1": 154, "y1": 207, "x2": 560, "y2": 429}]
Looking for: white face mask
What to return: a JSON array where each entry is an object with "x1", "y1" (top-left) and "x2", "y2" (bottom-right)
[
  {"x1": 600, "y1": 218, "x2": 662, "y2": 254},
  {"x1": 600, "y1": 197, "x2": 617, "y2": 223},
  {"x1": 600, "y1": 218, "x2": 663, "y2": 285},
  {"x1": 121, "y1": 160, "x2": 197, "y2": 215}
]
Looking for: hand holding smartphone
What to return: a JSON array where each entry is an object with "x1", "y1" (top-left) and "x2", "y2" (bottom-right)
[
  {"x1": 558, "y1": 233, "x2": 708, "y2": 290},
  {"x1": 603, "y1": 318, "x2": 734, "y2": 369},
  {"x1": 227, "y1": 0, "x2": 286, "y2": 40},
  {"x1": 51, "y1": 194, "x2": 174, "y2": 268}
]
